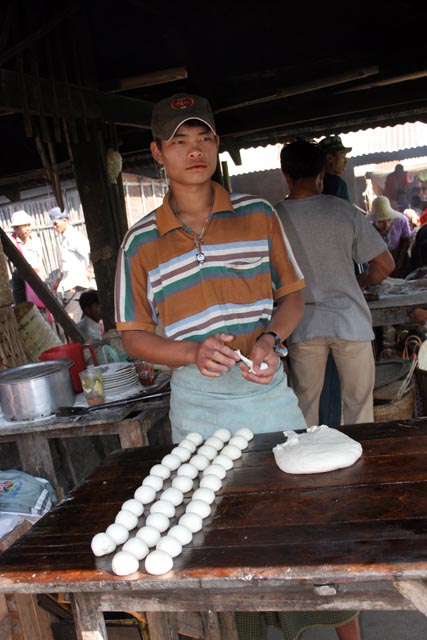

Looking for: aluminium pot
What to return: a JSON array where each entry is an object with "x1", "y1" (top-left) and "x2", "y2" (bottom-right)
[{"x1": 0, "y1": 359, "x2": 75, "y2": 422}]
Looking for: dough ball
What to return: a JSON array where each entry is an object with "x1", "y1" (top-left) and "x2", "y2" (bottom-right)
[
  {"x1": 172, "y1": 475, "x2": 194, "y2": 493},
  {"x1": 229, "y1": 435, "x2": 249, "y2": 450},
  {"x1": 146, "y1": 512, "x2": 170, "y2": 533},
  {"x1": 213, "y1": 454, "x2": 233, "y2": 471},
  {"x1": 221, "y1": 444, "x2": 242, "y2": 460},
  {"x1": 192, "y1": 487, "x2": 215, "y2": 505},
  {"x1": 186, "y1": 499, "x2": 211, "y2": 519},
  {"x1": 234, "y1": 427, "x2": 254, "y2": 441},
  {"x1": 200, "y1": 474, "x2": 222, "y2": 492},
  {"x1": 203, "y1": 464, "x2": 226, "y2": 480},
  {"x1": 123, "y1": 537, "x2": 149, "y2": 560},
  {"x1": 105, "y1": 523, "x2": 129, "y2": 545},
  {"x1": 171, "y1": 446, "x2": 192, "y2": 462},
  {"x1": 185, "y1": 432, "x2": 204, "y2": 446},
  {"x1": 161, "y1": 453, "x2": 181, "y2": 471},
  {"x1": 160, "y1": 487, "x2": 184, "y2": 506},
  {"x1": 142, "y1": 475, "x2": 164, "y2": 492},
  {"x1": 150, "y1": 464, "x2": 171, "y2": 480},
  {"x1": 112, "y1": 550, "x2": 139, "y2": 576},
  {"x1": 156, "y1": 535, "x2": 182, "y2": 558},
  {"x1": 134, "y1": 485, "x2": 156, "y2": 504},
  {"x1": 179, "y1": 512, "x2": 203, "y2": 533},
  {"x1": 177, "y1": 463, "x2": 199, "y2": 479},
  {"x1": 168, "y1": 524, "x2": 193, "y2": 545},
  {"x1": 190, "y1": 454, "x2": 210, "y2": 471},
  {"x1": 213, "y1": 428, "x2": 232, "y2": 442},
  {"x1": 121, "y1": 498, "x2": 144, "y2": 517},
  {"x1": 115, "y1": 509, "x2": 139, "y2": 530},
  {"x1": 197, "y1": 444, "x2": 217, "y2": 460},
  {"x1": 91, "y1": 532, "x2": 116, "y2": 557},
  {"x1": 150, "y1": 499, "x2": 175, "y2": 519},
  {"x1": 179, "y1": 439, "x2": 197, "y2": 453},
  {"x1": 145, "y1": 550, "x2": 173, "y2": 575},
  {"x1": 204, "y1": 436, "x2": 224, "y2": 451},
  {"x1": 136, "y1": 525, "x2": 161, "y2": 548}
]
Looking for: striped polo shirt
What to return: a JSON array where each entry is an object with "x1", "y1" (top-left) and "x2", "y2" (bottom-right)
[{"x1": 115, "y1": 181, "x2": 305, "y2": 355}]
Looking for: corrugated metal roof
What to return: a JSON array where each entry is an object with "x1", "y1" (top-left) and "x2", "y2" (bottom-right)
[
  {"x1": 220, "y1": 121, "x2": 427, "y2": 176},
  {"x1": 340, "y1": 122, "x2": 427, "y2": 158}
]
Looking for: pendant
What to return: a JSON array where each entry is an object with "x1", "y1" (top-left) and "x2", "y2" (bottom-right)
[{"x1": 196, "y1": 252, "x2": 205, "y2": 264}]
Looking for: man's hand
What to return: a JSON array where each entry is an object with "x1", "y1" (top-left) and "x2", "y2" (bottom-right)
[
  {"x1": 238, "y1": 334, "x2": 280, "y2": 384},
  {"x1": 196, "y1": 333, "x2": 239, "y2": 378}
]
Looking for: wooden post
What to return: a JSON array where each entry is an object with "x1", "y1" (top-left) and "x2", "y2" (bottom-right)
[{"x1": 69, "y1": 121, "x2": 129, "y2": 331}]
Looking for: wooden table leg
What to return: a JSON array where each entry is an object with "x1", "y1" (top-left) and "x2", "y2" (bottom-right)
[
  {"x1": 118, "y1": 418, "x2": 148, "y2": 448},
  {"x1": 15, "y1": 433, "x2": 62, "y2": 497},
  {"x1": 72, "y1": 593, "x2": 108, "y2": 640},
  {"x1": 145, "y1": 611, "x2": 179, "y2": 640}
]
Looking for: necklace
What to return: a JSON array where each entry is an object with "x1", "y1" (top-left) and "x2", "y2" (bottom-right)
[{"x1": 171, "y1": 189, "x2": 215, "y2": 265}]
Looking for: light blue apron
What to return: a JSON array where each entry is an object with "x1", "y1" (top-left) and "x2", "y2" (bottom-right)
[{"x1": 169, "y1": 362, "x2": 306, "y2": 443}]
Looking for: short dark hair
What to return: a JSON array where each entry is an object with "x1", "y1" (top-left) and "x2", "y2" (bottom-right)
[
  {"x1": 79, "y1": 289, "x2": 99, "y2": 312},
  {"x1": 280, "y1": 139, "x2": 326, "y2": 180}
]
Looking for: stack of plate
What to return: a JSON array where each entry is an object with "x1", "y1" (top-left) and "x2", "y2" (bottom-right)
[{"x1": 95, "y1": 362, "x2": 139, "y2": 396}]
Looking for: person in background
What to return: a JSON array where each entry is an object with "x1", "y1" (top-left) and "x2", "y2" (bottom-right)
[
  {"x1": 317, "y1": 135, "x2": 353, "y2": 427},
  {"x1": 76, "y1": 289, "x2": 104, "y2": 342},
  {"x1": 370, "y1": 196, "x2": 412, "y2": 277},
  {"x1": 383, "y1": 163, "x2": 409, "y2": 207},
  {"x1": 49, "y1": 207, "x2": 91, "y2": 319},
  {"x1": 410, "y1": 209, "x2": 427, "y2": 271},
  {"x1": 277, "y1": 139, "x2": 394, "y2": 428},
  {"x1": 318, "y1": 134, "x2": 352, "y2": 201},
  {"x1": 9, "y1": 210, "x2": 51, "y2": 320}
]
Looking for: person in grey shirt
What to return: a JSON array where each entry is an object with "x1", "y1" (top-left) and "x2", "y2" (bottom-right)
[{"x1": 277, "y1": 139, "x2": 395, "y2": 426}]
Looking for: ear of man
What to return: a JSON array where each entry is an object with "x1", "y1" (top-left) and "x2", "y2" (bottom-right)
[{"x1": 150, "y1": 140, "x2": 163, "y2": 164}]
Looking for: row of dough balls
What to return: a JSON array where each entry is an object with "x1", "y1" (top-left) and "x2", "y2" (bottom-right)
[{"x1": 91, "y1": 427, "x2": 254, "y2": 576}]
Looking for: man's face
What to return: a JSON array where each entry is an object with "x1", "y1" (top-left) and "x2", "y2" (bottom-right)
[
  {"x1": 375, "y1": 219, "x2": 393, "y2": 234},
  {"x1": 53, "y1": 218, "x2": 68, "y2": 234},
  {"x1": 326, "y1": 150, "x2": 348, "y2": 176},
  {"x1": 13, "y1": 223, "x2": 31, "y2": 242},
  {"x1": 150, "y1": 123, "x2": 219, "y2": 186}
]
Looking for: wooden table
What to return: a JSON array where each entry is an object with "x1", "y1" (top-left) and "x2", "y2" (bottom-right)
[
  {"x1": 0, "y1": 396, "x2": 171, "y2": 498},
  {"x1": 368, "y1": 291, "x2": 427, "y2": 326},
  {"x1": 0, "y1": 419, "x2": 427, "y2": 640}
]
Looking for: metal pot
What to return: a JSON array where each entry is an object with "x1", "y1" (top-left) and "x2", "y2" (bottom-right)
[{"x1": 0, "y1": 359, "x2": 75, "y2": 422}]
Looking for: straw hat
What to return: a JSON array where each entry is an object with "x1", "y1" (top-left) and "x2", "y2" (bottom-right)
[
  {"x1": 11, "y1": 210, "x2": 32, "y2": 227},
  {"x1": 371, "y1": 196, "x2": 401, "y2": 222}
]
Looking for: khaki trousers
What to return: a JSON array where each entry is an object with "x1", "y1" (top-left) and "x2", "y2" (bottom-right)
[{"x1": 288, "y1": 338, "x2": 375, "y2": 427}]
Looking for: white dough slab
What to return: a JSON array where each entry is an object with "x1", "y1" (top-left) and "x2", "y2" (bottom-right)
[{"x1": 273, "y1": 425, "x2": 362, "y2": 475}]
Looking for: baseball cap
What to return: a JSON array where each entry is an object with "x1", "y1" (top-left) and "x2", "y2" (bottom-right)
[
  {"x1": 49, "y1": 207, "x2": 69, "y2": 222},
  {"x1": 151, "y1": 93, "x2": 216, "y2": 141},
  {"x1": 318, "y1": 135, "x2": 352, "y2": 154},
  {"x1": 11, "y1": 210, "x2": 32, "y2": 227}
]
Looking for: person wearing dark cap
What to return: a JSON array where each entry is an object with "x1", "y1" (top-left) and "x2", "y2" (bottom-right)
[
  {"x1": 318, "y1": 134, "x2": 352, "y2": 201},
  {"x1": 115, "y1": 92, "x2": 306, "y2": 442},
  {"x1": 49, "y1": 207, "x2": 91, "y2": 306}
]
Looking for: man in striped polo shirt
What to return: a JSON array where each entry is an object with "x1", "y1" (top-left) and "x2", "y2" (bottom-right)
[{"x1": 114, "y1": 93, "x2": 307, "y2": 442}]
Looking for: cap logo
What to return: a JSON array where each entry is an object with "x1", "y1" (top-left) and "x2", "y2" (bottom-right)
[{"x1": 171, "y1": 96, "x2": 194, "y2": 110}]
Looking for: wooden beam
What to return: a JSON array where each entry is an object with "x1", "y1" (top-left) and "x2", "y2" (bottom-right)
[
  {"x1": 0, "y1": 227, "x2": 85, "y2": 343},
  {"x1": 106, "y1": 66, "x2": 188, "y2": 92},
  {"x1": 214, "y1": 66, "x2": 379, "y2": 114},
  {"x1": 0, "y1": 68, "x2": 153, "y2": 129}
]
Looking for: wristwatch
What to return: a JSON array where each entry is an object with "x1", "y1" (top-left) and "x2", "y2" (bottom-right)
[{"x1": 256, "y1": 330, "x2": 282, "y2": 352}]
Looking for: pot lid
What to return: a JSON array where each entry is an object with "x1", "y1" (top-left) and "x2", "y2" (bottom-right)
[{"x1": 0, "y1": 359, "x2": 73, "y2": 384}]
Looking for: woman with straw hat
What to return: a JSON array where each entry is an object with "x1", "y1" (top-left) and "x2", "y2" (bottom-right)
[{"x1": 371, "y1": 196, "x2": 411, "y2": 277}]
